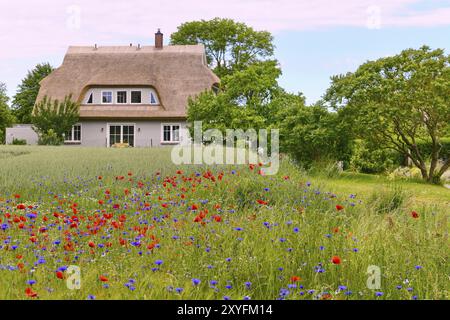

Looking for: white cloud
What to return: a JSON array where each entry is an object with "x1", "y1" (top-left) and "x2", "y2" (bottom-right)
[{"x1": 0, "y1": 0, "x2": 449, "y2": 61}]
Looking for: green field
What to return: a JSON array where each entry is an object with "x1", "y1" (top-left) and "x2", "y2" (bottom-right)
[{"x1": 0, "y1": 146, "x2": 448, "y2": 300}]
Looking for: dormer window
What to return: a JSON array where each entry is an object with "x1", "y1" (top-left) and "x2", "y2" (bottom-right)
[
  {"x1": 102, "y1": 91, "x2": 113, "y2": 104},
  {"x1": 131, "y1": 91, "x2": 142, "y2": 104},
  {"x1": 150, "y1": 92, "x2": 158, "y2": 105}
]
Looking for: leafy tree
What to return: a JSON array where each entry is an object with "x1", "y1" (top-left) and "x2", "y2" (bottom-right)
[
  {"x1": 31, "y1": 95, "x2": 79, "y2": 145},
  {"x1": 325, "y1": 46, "x2": 450, "y2": 183},
  {"x1": 12, "y1": 63, "x2": 54, "y2": 123},
  {"x1": 274, "y1": 99, "x2": 352, "y2": 167},
  {"x1": 171, "y1": 18, "x2": 274, "y2": 78},
  {"x1": 187, "y1": 60, "x2": 282, "y2": 136},
  {"x1": 0, "y1": 83, "x2": 15, "y2": 144}
]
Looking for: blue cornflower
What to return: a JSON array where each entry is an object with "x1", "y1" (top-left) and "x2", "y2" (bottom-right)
[
  {"x1": 223, "y1": 296, "x2": 231, "y2": 300},
  {"x1": 27, "y1": 280, "x2": 36, "y2": 285},
  {"x1": 375, "y1": 292, "x2": 384, "y2": 297},
  {"x1": 155, "y1": 260, "x2": 163, "y2": 265},
  {"x1": 243, "y1": 296, "x2": 251, "y2": 300},
  {"x1": 210, "y1": 280, "x2": 218, "y2": 286},
  {"x1": 225, "y1": 284, "x2": 232, "y2": 289},
  {"x1": 293, "y1": 227, "x2": 299, "y2": 233},
  {"x1": 176, "y1": 288, "x2": 183, "y2": 294},
  {"x1": 87, "y1": 294, "x2": 96, "y2": 300},
  {"x1": 192, "y1": 278, "x2": 201, "y2": 286},
  {"x1": 245, "y1": 282, "x2": 252, "y2": 289}
]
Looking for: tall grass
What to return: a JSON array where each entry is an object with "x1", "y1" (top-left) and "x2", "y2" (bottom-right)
[{"x1": 0, "y1": 146, "x2": 448, "y2": 300}]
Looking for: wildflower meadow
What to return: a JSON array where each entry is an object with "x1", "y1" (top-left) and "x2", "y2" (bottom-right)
[{"x1": 0, "y1": 146, "x2": 448, "y2": 300}]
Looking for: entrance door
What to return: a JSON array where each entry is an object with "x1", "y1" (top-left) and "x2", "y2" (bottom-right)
[{"x1": 108, "y1": 124, "x2": 135, "y2": 147}]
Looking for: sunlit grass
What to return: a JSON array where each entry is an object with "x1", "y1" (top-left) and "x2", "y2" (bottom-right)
[{"x1": 0, "y1": 146, "x2": 448, "y2": 300}]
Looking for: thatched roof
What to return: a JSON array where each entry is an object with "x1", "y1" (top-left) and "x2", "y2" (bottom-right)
[{"x1": 36, "y1": 45, "x2": 219, "y2": 119}]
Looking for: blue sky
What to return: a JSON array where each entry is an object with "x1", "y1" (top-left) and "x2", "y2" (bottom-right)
[
  {"x1": 1, "y1": 0, "x2": 450, "y2": 105},
  {"x1": 275, "y1": 26, "x2": 450, "y2": 103}
]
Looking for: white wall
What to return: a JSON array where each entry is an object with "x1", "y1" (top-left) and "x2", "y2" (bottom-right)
[{"x1": 6, "y1": 125, "x2": 39, "y2": 145}]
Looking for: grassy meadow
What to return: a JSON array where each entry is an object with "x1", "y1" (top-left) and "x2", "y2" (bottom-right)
[{"x1": 0, "y1": 146, "x2": 448, "y2": 300}]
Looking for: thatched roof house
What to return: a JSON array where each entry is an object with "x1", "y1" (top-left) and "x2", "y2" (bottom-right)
[
  {"x1": 20, "y1": 30, "x2": 220, "y2": 147},
  {"x1": 36, "y1": 43, "x2": 219, "y2": 119}
]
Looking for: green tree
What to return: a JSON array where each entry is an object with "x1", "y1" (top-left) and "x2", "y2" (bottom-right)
[
  {"x1": 31, "y1": 95, "x2": 79, "y2": 145},
  {"x1": 187, "y1": 60, "x2": 282, "y2": 136},
  {"x1": 325, "y1": 46, "x2": 450, "y2": 183},
  {"x1": 171, "y1": 18, "x2": 274, "y2": 78},
  {"x1": 274, "y1": 99, "x2": 352, "y2": 167},
  {"x1": 0, "y1": 83, "x2": 15, "y2": 144},
  {"x1": 12, "y1": 63, "x2": 54, "y2": 123}
]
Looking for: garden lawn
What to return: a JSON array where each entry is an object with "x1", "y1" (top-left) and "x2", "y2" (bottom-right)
[{"x1": 0, "y1": 146, "x2": 448, "y2": 300}]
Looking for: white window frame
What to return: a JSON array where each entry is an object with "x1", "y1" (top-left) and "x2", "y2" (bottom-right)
[
  {"x1": 64, "y1": 124, "x2": 82, "y2": 143},
  {"x1": 161, "y1": 123, "x2": 181, "y2": 144},
  {"x1": 130, "y1": 90, "x2": 142, "y2": 104},
  {"x1": 106, "y1": 123, "x2": 136, "y2": 148},
  {"x1": 116, "y1": 90, "x2": 128, "y2": 104},
  {"x1": 101, "y1": 91, "x2": 113, "y2": 104}
]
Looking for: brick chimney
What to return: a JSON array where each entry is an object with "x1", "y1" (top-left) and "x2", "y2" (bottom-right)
[{"x1": 155, "y1": 29, "x2": 163, "y2": 49}]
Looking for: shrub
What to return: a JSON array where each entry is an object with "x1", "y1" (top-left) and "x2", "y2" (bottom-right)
[
  {"x1": 11, "y1": 138, "x2": 27, "y2": 145},
  {"x1": 32, "y1": 95, "x2": 79, "y2": 144},
  {"x1": 38, "y1": 129, "x2": 63, "y2": 146},
  {"x1": 350, "y1": 140, "x2": 400, "y2": 174}
]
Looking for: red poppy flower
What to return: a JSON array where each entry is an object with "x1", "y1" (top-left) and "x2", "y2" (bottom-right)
[
  {"x1": 88, "y1": 241, "x2": 95, "y2": 248},
  {"x1": 99, "y1": 275, "x2": 108, "y2": 282},
  {"x1": 257, "y1": 199, "x2": 268, "y2": 205},
  {"x1": 191, "y1": 204, "x2": 199, "y2": 211},
  {"x1": 411, "y1": 211, "x2": 419, "y2": 219},
  {"x1": 56, "y1": 271, "x2": 64, "y2": 280},
  {"x1": 14, "y1": 194, "x2": 21, "y2": 199},
  {"x1": 17, "y1": 204, "x2": 26, "y2": 210},
  {"x1": 331, "y1": 255, "x2": 341, "y2": 265},
  {"x1": 98, "y1": 176, "x2": 102, "y2": 180},
  {"x1": 336, "y1": 205, "x2": 344, "y2": 211},
  {"x1": 214, "y1": 215, "x2": 222, "y2": 222},
  {"x1": 25, "y1": 287, "x2": 38, "y2": 298},
  {"x1": 290, "y1": 276, "x2": 301, "y2": 282}
]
